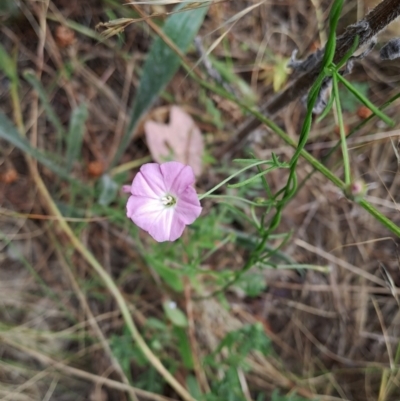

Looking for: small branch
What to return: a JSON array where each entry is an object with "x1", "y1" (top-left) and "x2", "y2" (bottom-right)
[{"x1": 218, "y1": 0, "x2": 400, "y2": 157}]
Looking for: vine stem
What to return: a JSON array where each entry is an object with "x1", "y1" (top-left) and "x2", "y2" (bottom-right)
[
  {"x1": 332, "y1": 72, "x2": 351, "y2": 186},
  {"x1": 219, "y1": 0, "x2": 400, "y2": 156},
  {"x1": 198, "y1": 160, "x2": 277, "y2": 200},
  {"x1": 188, "y1": 68, "x2": 400, "y2": 237}
]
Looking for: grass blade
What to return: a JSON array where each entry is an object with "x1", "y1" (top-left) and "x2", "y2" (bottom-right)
[
  {"x1": 66, "y1": 102, "x2": 88, "y2": 171},
  {"x1": 0, "y1": 44, "x2": 17, "y2": 81},
  {"x1": 0, "y1": 111, "x2": 70, "y2": 181},
  {"x1": 23, "y1": 70, "x2": 66, "y2": 137}
]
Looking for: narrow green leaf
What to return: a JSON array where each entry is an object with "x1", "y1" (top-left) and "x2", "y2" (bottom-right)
[
  {"x1": 316, "y1": 91, "x2": 335, "y2": 122},
  {"x1": 150, "y1": 260, "x2": 183, "y2": 292},
  {"x1": 227, "y1": 166, "x2": 282, "y2": 189},
  {"x1": 209, "y1": 56, "x2": 256, "y2": 104},
  {"x1": 235, "y1": 273, "x2": 266, "y2": 297},
  {"x1": 0, "y1": 111, "x2": 71, "y2": 180},
  {"x1": 332, "y1": 72, "x2": 351, "y2": 185},
  {"x1": 163, "y1": 301, "x2": 188, "y2": 328},
  {"x1": 322, "y1": 0, "x2": 343, "y2": 66},
  {"x1": 186, "y1": 375, "x2": 202, "y2": 399},
  {"x1": 66, "y1": 103, "x2": 88, "y2": 171},
  {"x1": 0, "y1": 0, "x2": 20, "y2": 19},
  {"x1": 174, "y1": 327, "x2": 194, "y2": 369},
  {"x1": 23, "y1": 70, "x2": 66, "y2": 136},
  {"x1": 0, "y1": 44, "x2": 17, "y2": 81},
  {"x1": 98, "y1": 174, "x2": 119, "y2": 206},
  {"x1": 112, "y1": 3, "x2": 209, "y2": 166},
  {"x1": 336, "y1": 35, "x2": 359, "y2": 70},
  {"x1": 336, "y1": 73, "x2": 395, "y2": 126}
]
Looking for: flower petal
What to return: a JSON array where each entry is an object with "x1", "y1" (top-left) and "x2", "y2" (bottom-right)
[
  {"x1": 160, "y1": 162, "x2": 195, "y2": 194},
  {"x1": 131, "y1": 164, "x2": 166, "y2": 198},
  {"x1": 122, "y1": 185, "x2": 131, "y2": 194},
  {"x1": 124, "y1": 162, "x2": 202, "y2": 242},
  {"x1": 127, "y1": 195, "x2": 165, "y2": 231},
  {"x1": 174, "y1": 187, "x2": 202, "y2": 225},
  {"x1": 127, "y1": 195, "x2": 186, "y2": 242},
  {"x1": 148, "y1": 207, "x2": 186, "y2": 242}
]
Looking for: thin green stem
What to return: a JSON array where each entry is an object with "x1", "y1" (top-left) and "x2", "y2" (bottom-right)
[
  {"x1": 190, "y1": 72, "x2": 400, "y2": 236},
  {"x1": 298, "y1": 91, "x2": 400, "y2": 193},
  {"x1": 358, "y1": 199, "x2": 400, "y2": 237},
  {"x1": 204, "y1": 194, "x2": 273, "y2": 207},
  {"x1": 336, "y1": 73, "x2": 394, "y2": 126},
  {"x1": 332, "y1": 72, "x2": 351, "y2": 186},
  {"x1": 335, "y1": 35, "x2": 359, "y2": 70},
  {"x1": 198, "y1": 160, "x2": 274, "y2": 200}
]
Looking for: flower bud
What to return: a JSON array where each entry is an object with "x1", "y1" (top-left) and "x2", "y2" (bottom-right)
[{"x1": 344, "y1": 180, "x2": 367, "y2": 201}]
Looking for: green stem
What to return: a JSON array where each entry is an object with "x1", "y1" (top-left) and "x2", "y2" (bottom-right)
[
  {"x1": 188, "y1": 73, "x2": 400, "y2": 237},
  {"x1": 358, "y1": 199, "x2": 400, "y2": 237},
  {"x1": 182, "y1": 52, "x2": 400, "y2": 237},
  {"x1": 332, "y1": 72, "x2": 351, "y2": 186},
  {"x1": 336, "y1": 73, "x2": 394, "y2": 126},
  {"x1": 198, "y1": 160, "x2": 274, "y2": 200},
  {"x1": 298, "y1": 91, "x2": 400, "y2": 192}
]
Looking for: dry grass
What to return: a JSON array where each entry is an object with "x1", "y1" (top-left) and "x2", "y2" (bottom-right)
[{"x1": 1, "y1": 0, "x2": 400, "y2": 400}]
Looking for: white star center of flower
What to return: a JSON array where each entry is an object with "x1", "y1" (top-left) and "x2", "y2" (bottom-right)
[{"x1": 161, "y1": 194, "x2": 176, "y2": 207}]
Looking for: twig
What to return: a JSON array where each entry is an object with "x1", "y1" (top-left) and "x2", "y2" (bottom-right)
[{"x1": 218, "y1": 0, "x2": 400, "y2": 157}]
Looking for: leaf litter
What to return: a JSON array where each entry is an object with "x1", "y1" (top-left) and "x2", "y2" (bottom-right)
[{"x1": 145, "y1": 106, "x2": 204, "y2": 176}]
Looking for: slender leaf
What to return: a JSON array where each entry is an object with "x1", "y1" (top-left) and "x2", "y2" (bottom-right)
[
  {"x1": 316, "y1": 91, "x2": 335, "y2": 122},
  {"x1": 174, "y1": 327, "x2": 194, "y2": 369},
  {"x1": 336, "y1": 35, "x2": 359, "y2": 70},
  {"x1": 0, "y1": 44, "x2": 17, "y2": 81},
  {"x1": 336, "y1": 73, "x2": 395, "y2": 126},
  {"x1": 163, "y1": 301, "x2": 188, "y2": 328},
  {"x1": 66, "y1": 102, "x2": 88, "y2": 171},
  {"x1": 0, "y1": 111, "x2": 82, "y2": 185},
  {"x1": 150, "y1": 260, "x2": 183, "y2": 292},
  {"x1": 98, "y1": 174, "x2": 119, "y2": 206},
  {"x1": 23, "y1": 70, "x2": 66, "y2": 136},
  {"x1": 321, "y1": 0, "x2": 343, "y2": 66},
  {"x1": 112, "y1": 2, "x2": 209, "y2": 166}
]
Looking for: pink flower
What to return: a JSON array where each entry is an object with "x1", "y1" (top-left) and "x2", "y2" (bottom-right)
[{"x1": 124, "y1": 162, "x2": 202, "y2": 242}]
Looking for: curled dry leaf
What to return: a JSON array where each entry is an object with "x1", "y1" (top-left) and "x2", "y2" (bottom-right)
[{"x1": 144, "y1": 106, "x2": 204, "y2": 176}]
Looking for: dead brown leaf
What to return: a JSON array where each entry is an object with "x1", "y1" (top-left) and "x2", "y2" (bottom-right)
[{"x1": 144, "y1": 106, "x2": 204, "y2": 176}]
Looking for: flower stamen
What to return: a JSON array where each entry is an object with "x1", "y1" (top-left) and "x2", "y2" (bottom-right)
[{"x1": 161, "y1": 194, "x2": 176, "y2": 207}]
